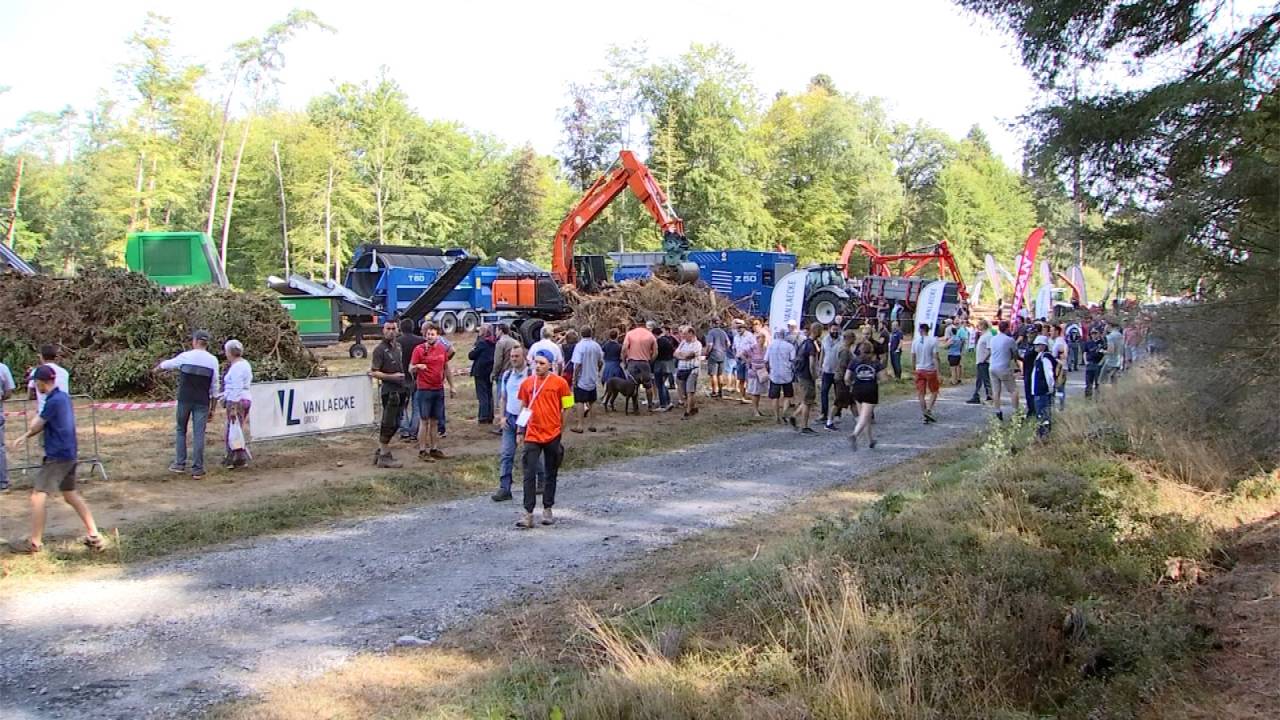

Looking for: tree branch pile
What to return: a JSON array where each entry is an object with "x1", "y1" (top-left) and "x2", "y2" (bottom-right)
[
  {"x1": 561, "y1": 278, "x2": 747, "y2": 337},
  {"x1": 0, "y1": 268, "x2": 322, "y2": 399}
]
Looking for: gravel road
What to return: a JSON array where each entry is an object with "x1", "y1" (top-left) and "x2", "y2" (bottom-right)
[{"x1": 0, "y1": 381, "x2": 1029, "y2": 719}]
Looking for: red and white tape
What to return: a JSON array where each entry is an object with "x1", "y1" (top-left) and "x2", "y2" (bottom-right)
[{"x1": 3, "y1": 400, "x2": 177, "y2": 417}]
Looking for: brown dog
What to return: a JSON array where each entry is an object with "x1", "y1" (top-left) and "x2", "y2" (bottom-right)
[{"x1": 602, "y1": 376, "x2": 640, "y2": 415}]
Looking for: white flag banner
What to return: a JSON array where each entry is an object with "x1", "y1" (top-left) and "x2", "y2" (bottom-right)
[
  {"x1": 971, "y1": 278, "x2": 985, "y2": 304},
  {"x1": 249, "y1": 374, "x2": 377, "y2": 440},
  {"x1": 984, "y1": 253, "x2": 1004, "y2": 299},
  {"x1": 1040, "y1": 260, "x2": 1053, "y2": 289},
  {"x1": 1035, "y1": 284, "x2": 1053, "y2": 321},
  {"x1": 768, "y1": 269, "x2": 807, "y2": 337},
  {"x1": 915, "y1": 280, "x2": 948, "y2": 334},
  {"x1": 1069, "y1": 265, "x2": 1088, "y2": 306}
]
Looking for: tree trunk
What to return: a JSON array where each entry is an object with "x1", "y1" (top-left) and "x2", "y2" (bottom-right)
[
  {"x1": 273, "y1": 141, "x2": 290, "y2": 277},
  {"x1": 375, "y1": 166, "x2": 386, "y2": 243},
  {"x1": 335, "y1": 225, "x2": 342, "y2": 279},
  {"x1": 143, "y1": 156, "x2": 158, "y2": 230},
  {"x1": 6, "y1": 156, "x2": 23, "y2": 247},
  {"x1": 130, "y1": 152, "x2": 145, "y2": 232},
  {"x1": 324, "y1": 160, "x2": 334, "y2": 281},
  {"x1": 205, "y1": 68, "x2": 241, "y2": 237},
  {"x1": 219, "y1": 116, "x2": 253, "y2": 273}
]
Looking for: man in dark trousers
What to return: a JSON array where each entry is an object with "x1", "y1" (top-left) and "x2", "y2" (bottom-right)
[
  {"x1": 155, "y1": 330, "x2": 220, "y2": 480},
  {"x1": 7, "y1": 365, "x2": 103, "y2": 553},
  {"x1": 514, "y1": 350, "x2": 572, "y2": 529},
  {"x1": 397, "y1": 318, "x2": 425, "y2": 440},
  {"x1": 369, "y1": 321, "x2": 406, "y2": 468},
  {"x1": 1029, "y1": 335, "x2": 1059, "y2": 439},
  {"x1": 469, "y1": 325, "x2": 497, "y2": 425}
]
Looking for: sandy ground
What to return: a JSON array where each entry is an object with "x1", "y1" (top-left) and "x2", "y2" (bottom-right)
[{"x1": 0, "y1": 377, "x2": 1008, "y2": 719}]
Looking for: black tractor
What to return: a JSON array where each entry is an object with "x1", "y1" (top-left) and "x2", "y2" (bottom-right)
[{"x1": 802, "y1": 264, "x2": 859, "y2": 327}]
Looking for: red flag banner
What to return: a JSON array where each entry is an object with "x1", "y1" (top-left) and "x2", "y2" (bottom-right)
[{"x1": 1009, "y1": 228, "x2": 1045, "y2": 324}]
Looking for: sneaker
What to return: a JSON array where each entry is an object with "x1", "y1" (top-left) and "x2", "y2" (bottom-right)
[
  {"x1": 868, "y1": 439, "x2": 877, "y2": 449},
  {"x1": 418, "y1": 449, "x2": 435, "y2": 462},
  {"x1": 168, "y1": 464, "x2": 187, "y2": 474},
  {"x1": 0, "y1": 482, "x2": 10, "y2": 493},
  {"x1": 965, "y1": 397, "x2": 981, "y2": 405},
  {"x1": 824, "y1": 423, "x2": 839, "y2": 432},
  {"x1": 800, "y1": 427, "x2": 818, "y2": 435},
  {"x1": 541, "y1": 508, "x2": 555, "y2": 526},
  {"x1": 491, "y1": 489, "x2": 513, "y2": 502},
  {"x1": 191, "y1": 469, "x2": 206, "y2": 480},
  {"x1": 377, "y1": 452, "x2": 403, "y2": 469},
  {"x1": 787, "y1": 416, "x2": 798, "y2": 428},
  {"x1": 995, "y1": 411, "x2": 1005, "y2": 422},
  {"x1": 429, "y1": 448, "x2": 447, "y2": 460},
  {"x1": 437, "y1": 430, "x2": 447, "y2": 439},
  {"x1": 515, "y1": 512, "x2": 535, "y2": 530}
]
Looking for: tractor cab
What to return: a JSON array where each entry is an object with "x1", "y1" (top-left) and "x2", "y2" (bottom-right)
[{"x1": 803, "y1": 264, "x2": 858, "y2": 326}]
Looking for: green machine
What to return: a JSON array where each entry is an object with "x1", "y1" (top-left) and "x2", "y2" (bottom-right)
[
  {"x1": 124, "y1": 231, "x2": 229, "y2": 288},
  {"x1": 276, "y1": 295, "x2": 342, "y2": 347}
]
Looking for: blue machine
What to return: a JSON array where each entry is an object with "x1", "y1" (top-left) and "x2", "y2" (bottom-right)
[
  {"x1": 343, "y1": 245, "x2": 494, "y2": 334},
  {"x1": 610, "y1": 249, "x2": 797, "y2": 316}
]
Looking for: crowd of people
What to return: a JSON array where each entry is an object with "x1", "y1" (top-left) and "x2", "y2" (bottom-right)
[{"x1": 1, "y1": 306, "x2": 1147, "y2": 548}]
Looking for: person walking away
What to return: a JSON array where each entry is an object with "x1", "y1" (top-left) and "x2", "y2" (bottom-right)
[
  {"x1": 673, "y1": 325, "x2": 703, "y2": 417},
  {"x1": 1029, "y1": 335, "x2": 1058, "y2": 439},
  {"x1": 26, "y1": 344, "x2": 69, "y2": 413},
  {"x1": 368, "y1": 321, "x2": 406, "y2": 468},
  {"x1": 945, "y1": 316, "x2": 967, "y2": 385},
  {"x1": 967, "y1": 319, "x2": 993, "y2": 405},
  {"x1": 1067, "y1": 324, "x2": 1083, "y2": 372},
  {"x1": 571, "y1": 327, "x2": 604, "y2": 432},
  {"x1": 888, "y1": 321, "x2": 904, "y2": 382},
  {"x1": 732, "y1": 320, "x2": 755, "y2": 403},
  {"x1": 653, "y1": 326, "x2": 678, "y2": 410},
  {"x1": 744, "y1": 332, "x2": 768, "y2": 416},
  {"x1": 622, "y1": 319, "x2": 658, "y2": 411},
  {"x1": 409, "y1": 325, "x2": 455, "y2": 461},
  {"x1": 845, "y1": 342, "x2": 885, "y2": 450},
  {"x1": 0, "y1": 359, "x2": 14, "y2": 492},
  {"x1": 1051, "y1": 325, "x2": 1070, "y2": 410},
  {"x1": 559, "y1": 329, "x2": 579, "y2": 388},
  {"x1": 818, "y1": 324, "x2": 839, "y2": 430},
  {"x1": 793, "y1": 323, "x2": 821, "y2": 434},
  {"x1": 156, "y1": 330, "x2": 220, "y2": 480},
  {"x1": 912, "y1": 323, "x2": 942, "y2": 423},
  {"x1": 514, "y1": 351, "x2": 572, "y2": 529},
  {"x1": 704, "y1": 320, "x2": 730, "y2": 398},
  {"x1": 396, "y1": 319, "x2": 426, "y2": 440},
  {"x1": 7, "y1": 365, "x2": 104, "y2": 553},
  {"x1": 1019, "y1": 327, "x2": 1039, "y2": 418},
  {"x1": 765, "y1": 329, "x2": 797, "y2": 426},
  {"x1": 221, "y1": 340, "x2": 253, "y2": 469},
  {"x1": 469, "y1": 326, "x2": 497, "y2": 425},
  {"x1": 493, "y1": 346, "x2": 544, "y2": 501},
  {"x1": 529, "y1": 325, "x2": 564, "y2": 375},
  {"x1": 1101, "y1": 322, "x2": 1125, "y2": 386},
  {"x1": 987, "y1": 321, "x2": 1020, "y2": 421},
  {"x1": 600, "y1": 329, "x2": 624, "y2": 384},
  {"x1": 1083, "y1": 328, "x2": 1106, "y2": 398}
]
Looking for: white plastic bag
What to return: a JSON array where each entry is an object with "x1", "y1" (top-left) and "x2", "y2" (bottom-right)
[{"x1": 227, "y1": 419, "x2": 247, "y2": 451}]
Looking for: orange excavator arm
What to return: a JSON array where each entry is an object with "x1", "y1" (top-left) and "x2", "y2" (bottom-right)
[
  {"x1": 839, "y1": 238, "x2": 970, "y2": 303},
  {"x1": 551, "y1": 150, "x2": 687, "y2": 286}
]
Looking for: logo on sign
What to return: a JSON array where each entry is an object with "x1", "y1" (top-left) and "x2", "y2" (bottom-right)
[
  {"x1": 277, "y1": 387, "x2": 358, "y2": 427},
  {"x1": 277, "y1": 389, "x2": 302, "y2": 426}
]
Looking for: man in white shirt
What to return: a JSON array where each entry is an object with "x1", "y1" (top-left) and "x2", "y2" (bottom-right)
[
  {"x1": 987, "y1": 320, "x2": 1020, "y2": 421},
  {"x1": 911, "y1": 323, "x2": 941, "y2": 423},
  {"x1": 967, "y1": 319, "x2": 993, "y2": 405},
  {"x1": 155, "y1": 330, "x2": 221, "y2": 480},
  {"x1": 731, "y1": 320, "x2": 756, "y2": 401},
  {"x1": 26, "y1": 344, "x2": 70, "y2": 413},
  {"x1": 528, "y1": 325, "x2": 564, "y2": 375},
  {"x1": 764, "y1": 330, "x2": 797, "y2": 426},
  {"x1": 0, "y1": 359, "x2": 15, "y2": 491}
]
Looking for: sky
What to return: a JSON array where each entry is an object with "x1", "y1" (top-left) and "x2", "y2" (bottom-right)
[{"x1": 0, "y1": 0, "x2": 1039, "y2": 166}]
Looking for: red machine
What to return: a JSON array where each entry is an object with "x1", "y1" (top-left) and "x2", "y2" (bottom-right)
[
  {"x1": 838, "y1": 238, "x2": 970, "y2": 304},
  {"x1": 550, "y1": 150, "x2": 696, "y2": 287}
]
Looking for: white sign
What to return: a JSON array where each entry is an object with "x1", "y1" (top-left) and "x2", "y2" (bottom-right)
[
  {"x1": 249, "y1": 374, "x2": 376, "y2": 440},
  {"x1": 984, "y1": 253, "x2": 1004, "y2": 299},
  {"x1": 1069, "y1": 265, "x2": 1088, "y2": 306},
  {"x1": 769, "y1": 269, "x2": 807, "y2": 336},
  {"x1": 1035, "y1": 284, "x2": 1052, "y2": 320},
  {"x1": 915, "y1": 280, "x2": 948, "y2": 334}
]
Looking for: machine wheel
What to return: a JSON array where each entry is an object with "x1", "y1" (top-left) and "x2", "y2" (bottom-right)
[
  {"x1": 461, "y1": 311, "x2": 480, "y2": 333},
  {"x1": 439, "y1": 312, "x2": 459, "y2": 335},
  {"x1": 520, "y1": 319, "x2": 544, "y2": 348},
  {"x1": 349, "y1": 343, "x2": 368, "y2": 359},
  {"x1": 806, "y1": 290, "x2": 843, "y2": 326}
]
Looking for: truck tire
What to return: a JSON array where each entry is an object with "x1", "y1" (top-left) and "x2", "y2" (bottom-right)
[
  {"x1": 520, "y1": 319, "x2": 544, "y2": 348},
  {"x1": 439, "y1": 312, "x2": 459, "y2": 335},
  {"x1": 349, "y1": 343, "x2": 368, "y2": 359},
  {"x1": 806, "y1": 290, "x2": 843, "y2": 326},
  {"x1": 461, "y1": 311, "x2": 480, "y2": 333}
]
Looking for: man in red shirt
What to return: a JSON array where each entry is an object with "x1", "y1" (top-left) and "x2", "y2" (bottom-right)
[
  {"x1": 408, "y1": 325, "x2": 456, "y2": 461},
  {"x1": 515, "y1": 349, "x2": 572, "y2": 529}
]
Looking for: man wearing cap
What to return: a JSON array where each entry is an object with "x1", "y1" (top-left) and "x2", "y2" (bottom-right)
[
  {"x1": 1029, "y1": 334, "x2": 1058, "y2": 439},
  {"x1": 514, "y1": 349, "x2": 572, "y2": 529},
  {"x1": 155, "y1": 330, "x2": 221, "y2": 480},
  {"x1": 7, "y1": 365, "x2": 103, "y2": 553}
]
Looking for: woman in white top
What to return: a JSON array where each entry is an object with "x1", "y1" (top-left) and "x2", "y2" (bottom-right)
[
  {"x1": 221, "y1": 339, "x2": 253, "y2": 468},
  {"x1": 673, "y1": 326, "x2": 704, "y2": 417}
]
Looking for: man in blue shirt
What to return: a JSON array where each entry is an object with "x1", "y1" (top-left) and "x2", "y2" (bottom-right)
[{"x1": 7, "y1": 365, "x2": 103, "y2": 553}]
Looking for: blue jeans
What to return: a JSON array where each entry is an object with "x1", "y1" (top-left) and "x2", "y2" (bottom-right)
[
  {"x1": 1033, "y1": 394, "x2": 1053, "y2": 438},
  {"x1": 0, "y1": 419, "x2": 8, "y2": 488},
  {"x1": 819, "y1": 372, "x2": 835, "y2": 421},
  {"x1": 174, "y1": 400, "x2": 209, "y2": 472},
  {"x1": 499, "y1": 412, "x2": 544, "y2": 492},
  {"x1": 399, "y1": 393, "x2": 419, "y2": 436},
  {"x1": 889, "y1": 350, "x2": 902, "y2": 379},
  {"x1": 475, "y1": 376, "x2": 494, "y2": 423},
  {"x1": 654, "y1": 368, "x2": 672, "y2": 407}
]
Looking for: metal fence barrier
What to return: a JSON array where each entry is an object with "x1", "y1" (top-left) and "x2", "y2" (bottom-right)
[{"x1": 2, "y1": 394, "x2": 108, "y2": 486}]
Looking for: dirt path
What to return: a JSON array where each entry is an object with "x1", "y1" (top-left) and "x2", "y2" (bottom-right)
[{"x1": 0, "y1": 382, "x2": 1007, "y2": 719}]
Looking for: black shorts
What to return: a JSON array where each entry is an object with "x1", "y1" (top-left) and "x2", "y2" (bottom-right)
[
  {"x1": 625, "y1": 360, "x2": 653, "y2": 386},
  {"x1": 947, "y1": 355, "x2": 962, "y2": 367},
  {"x1": 851, "y1": 385, "x2": 879, "y2": 406},
  {"x1": 768, "y1": 381, "x2": 794, "y2": 399},
  {"x1": 574, "y1": 387, "x2": 598, "y2": 404}
]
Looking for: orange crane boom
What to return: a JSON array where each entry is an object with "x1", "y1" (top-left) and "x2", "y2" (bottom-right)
[{"x1": 838, "y1": 238, "x2": 970, "y2": 303}]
